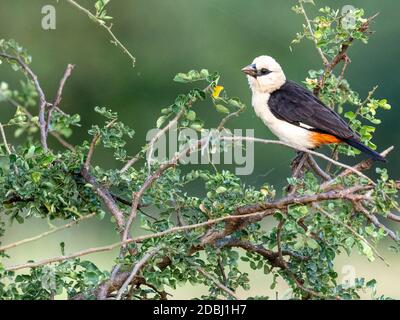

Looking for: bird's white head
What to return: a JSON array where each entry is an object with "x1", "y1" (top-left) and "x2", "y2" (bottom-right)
[{"x1": 242, "y1": 55, "x2": 286, "y2": 94}]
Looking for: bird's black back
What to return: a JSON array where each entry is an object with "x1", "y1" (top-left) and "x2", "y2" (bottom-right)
[{"x1": 268, "y1": 80, "x2": 358, "y2": 141}]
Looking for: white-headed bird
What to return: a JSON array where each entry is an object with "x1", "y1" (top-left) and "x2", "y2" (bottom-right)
[{"x1": 242, "y1": 55, "x2": 386, "y2": 162}]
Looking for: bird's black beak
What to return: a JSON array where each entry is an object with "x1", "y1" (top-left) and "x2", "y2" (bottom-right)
[{"x1": 241, "y1": 64, "x2": 257, "y2": 77}]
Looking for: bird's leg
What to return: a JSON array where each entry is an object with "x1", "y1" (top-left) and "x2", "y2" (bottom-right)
[
  {"x1": 291, "y1": 151, "x2": 309, "y2": 177},
  {"x1": 286, "y1": 151, "x2": 309, "y2": 194}
]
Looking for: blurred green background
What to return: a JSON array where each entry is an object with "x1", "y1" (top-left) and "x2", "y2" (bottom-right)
[{"x1": 0, "y1": 0, "x2": 399, "y2": 299}]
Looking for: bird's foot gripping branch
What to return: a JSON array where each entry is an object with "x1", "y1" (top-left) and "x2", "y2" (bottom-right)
[{"x1": 0, "y1": 2, "x2": 399, "y2": 300}]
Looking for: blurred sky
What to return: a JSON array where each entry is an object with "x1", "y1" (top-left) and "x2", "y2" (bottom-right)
[{"x1": 0, "y1": 0, "x2": 399, "y2": 299}]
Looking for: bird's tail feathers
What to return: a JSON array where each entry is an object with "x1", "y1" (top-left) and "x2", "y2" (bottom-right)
[{"x1": 344, "y1": 138, "x2": 387, "y2": 162}]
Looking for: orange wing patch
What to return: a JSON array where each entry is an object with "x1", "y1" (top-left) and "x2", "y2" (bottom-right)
[{"x1": 310, "y1": 132, "x2": 341, "y2": 147}]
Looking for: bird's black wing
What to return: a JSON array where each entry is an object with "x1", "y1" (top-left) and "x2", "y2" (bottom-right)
[{"x1": 268, "y1": 81, "x2": 358, "y2": 140}]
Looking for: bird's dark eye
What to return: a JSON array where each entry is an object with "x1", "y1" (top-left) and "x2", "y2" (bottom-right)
[{"x1": 260, "y1": 68, "x2": 270, "y2": 75}]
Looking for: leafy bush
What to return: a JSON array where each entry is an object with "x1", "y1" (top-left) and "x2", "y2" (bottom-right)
[{"x1": 0, "y1": 1, "x2": 398, "y2": 300}]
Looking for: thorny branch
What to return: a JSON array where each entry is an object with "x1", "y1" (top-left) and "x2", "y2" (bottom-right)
[
  {"x1": 115, "y1": 246, "x2": 162, "y2": 300},
  {"x1": 0, "y1": 52, "x2": 75, "y2": 152},
  {"x1": 81, "y1": 167, "x2": 125, "y2": 230},
  {"x1": 0, "y1": 213, "x2": 96, "y2": 252},
  {"x1": 7, "y1": 178, "x2": 398, "y2": 274},
  {"x1": 0, "y1": 52, "x2": 48, "y2": 150},
  {"x1": 3, "y1": 96, "x2": 75, "y2": 151},
  {"x1": 65, "y1": 0, "x2": 136, "y2": 67},
  {"x1": 46, "y1": 64, "x2": 75, "y2": 136},
  {"x1": 197, "y1": 267, "x2": 240, "y2": 300},
  {"x1": 0, "y1": 122, "x2": 11, "y2": 155},
  {"x1": 121, "y1": 109, "x2": 186, "y2": 174},
  {"x1": 298, "y1": 0, "x2": 330, "y2": 66},
  {"x1": 313, "y1": 13, "x2": 379, "y2": 96}
]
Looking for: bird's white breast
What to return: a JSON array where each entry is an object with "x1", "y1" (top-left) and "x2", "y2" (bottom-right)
[{"x1": 252, "y1": 92, "x2": 315, "y2": 150}]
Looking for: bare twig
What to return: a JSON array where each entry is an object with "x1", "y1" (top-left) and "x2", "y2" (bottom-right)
[
  {"x1": 122, "y1": 99, "x2": 227, "y2": 242},
  {"x1": 81, "y1": 167, "x2": 125, "y2": 230},
  {"x1": 315, "y1": 205, "x2": 388, "y2": 264},
  {"x1": 321, "y1": 146, "x2": 394, "y2": 191},
  {"x1": 65, "y1": 0, "x2": 136, "y2": 66},
  {"x1": 221, "y1": 238, "x2": 308, "y2": 262},
  {"x1": 331, "y1": 54, "x2": 351, "y2": 100},
  {"x1": 0, "y1": 213, "x2": 96, "y2": 252},
  {"x1": 145, "y1": 109, "x2": 185, "y2": 172},
  {"x1": 84, "y1": 118, "x2": 118, "y2": 170},
  {"x1": 0, "y1": 55, "x2": 77, "y2": 152},
  {"x1": 287, "y1": 152, "x2": 309, "y2": 195},
  {"x1": 307, "y1": 155, "x2": 331, "y2": 181},
  {"x1": 46, "y1": 64, "x2": 75, "y2": 135},
  {"x1": 355, "y1": 86, "x2": 379, "y2": 118},
  {"x1": 0, "y1": 122, "x2": 12, "y2": 155},
  {"x1": 387, "y1": 213, "x2": 400, "y2": 223},
  {"x1": 5, "y1": 214, "x2": 260, "y2": 271},
  {"x1": 0, "y1": 52, "x2": 48, "y2": 150},
  {"x1": 120, "y1": 110, "x2": 184, "y2": 174},
  {"x1": 2, "y1": 97, "x2": 75, "y2": 152},
  {"x1": 325, "y1": 145, "x2": 339, "y2": 174},
  {"x1": 82, "y1": 272, "x2": 168, "y2": 300},
  {"x1": 197, "y1": 267, "x2": 240, "y2": 300},
  {"x1": 298, "y1": 0, "x2": 329, "y2": 66},
  {"x1": 115, "y1": 246, "x2": 161, "y2": 300},
  {"x1": 357, "y1": 204, "x2": 399, "y2": 243},
  {"x1": 79, "y1": 118, "x2": 127, "y2": 229},
  {"x1": 276, "y1": 219, "x2": 285, "y2": 265},
  {"x1": 291, "y1": 152, "x2": 309, "y2": 178},
  {"x1": 217, "y1": 108, "x2": 245, "y2": 131},
  {"x1": 50, "y1": 131, "x2": 76, "y2": 151},
  {"x1": 121, "y1": 109, "x2": 186, "y2": 174}
]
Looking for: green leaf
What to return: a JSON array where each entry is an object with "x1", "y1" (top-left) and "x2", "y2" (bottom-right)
[
  {"x1": 31, "y1": 172, "x2": 41, "y2": 183},
  {"x1": 344, "y1": 111, "x2": 356, "y2": 121},
  {"x1": 186, "y1": 110, "x2": 196, "y2": 121},
  {"x1": 189, "y1": 121, "x2": 203, "y2": 131},
  {"x1": 361, "y1": 242, "x2": 375, "y2": 262},
  {"x1": 26, "y1": 145, "x2": 36, "y2": 158},
  {"x1": 156, "y1": 116, "x2": 167, "y2": 128},
  {"x1": 216, "y1": 186, "x2": 227, "y2": 194},
  {"x1": 40, "y1": 155, "x2": 56, "y2": 167},
  {"x1": 306, "y1": 238, "x2": 319, "y2": 250},
  {"x1": 215, "y1": 104, "x2": 230, "y2": 114},
  {"x1": 173, "y1": 73, "x2": 190, "y2": 83}
]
